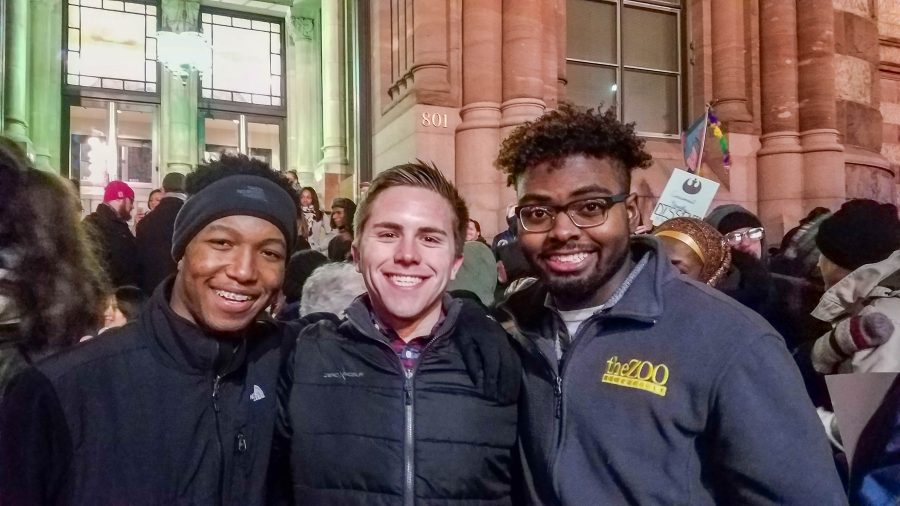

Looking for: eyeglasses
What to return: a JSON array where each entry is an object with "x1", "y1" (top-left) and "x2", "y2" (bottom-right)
[
  {"x1": 725, "y1": 227, "x2": 764, "y2": 246},
  {"x1": 515, "y1": 194, "x2": 629, "y2": 233}
]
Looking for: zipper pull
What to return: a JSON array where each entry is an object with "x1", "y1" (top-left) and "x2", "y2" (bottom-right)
[
  {"x1": 404, "y1": 377, "x2": 413, "y2": 406},
  {"x1": 236, "y1": 432, "x2": 247, "y2": 454},
  {"x1": 554, "y1": 376, "x2": 563, "y2": 419},
  {"x1": 212, "y1": 375, "x2": 222, "y2": 413}
]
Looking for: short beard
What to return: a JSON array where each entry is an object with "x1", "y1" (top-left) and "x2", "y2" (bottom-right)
[{"x1": 528, "y1": 248, "x2": 629, "y2": 308}]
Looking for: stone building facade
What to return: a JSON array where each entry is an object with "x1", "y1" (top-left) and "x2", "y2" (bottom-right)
[{"x1": 1, "y1": 0, "x2": 899, "y2": 240}]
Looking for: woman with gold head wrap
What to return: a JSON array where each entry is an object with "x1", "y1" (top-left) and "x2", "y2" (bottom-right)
[{"x1": 653, "y1": 217, "x2": 731, "y2": 287}]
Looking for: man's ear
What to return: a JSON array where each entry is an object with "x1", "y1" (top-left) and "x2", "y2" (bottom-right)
[
  {"x1": 351, "y1": 243, "x2": 361, "y2": 273},
  {"x1": 449, "y1": 254, "x2": 464, "y2": 281},
  {"x1": 625, "y1": 193, "x2": 641, "y2": 232}
]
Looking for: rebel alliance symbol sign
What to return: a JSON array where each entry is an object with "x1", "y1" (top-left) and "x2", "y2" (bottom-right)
[{"x1": 650, "y1": 168, "x2": 720, "y2": 226}]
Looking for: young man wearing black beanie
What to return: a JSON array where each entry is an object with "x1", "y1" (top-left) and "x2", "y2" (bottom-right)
[{"x1": 0, "y1": 155, "x2": 300, "y2": 505}]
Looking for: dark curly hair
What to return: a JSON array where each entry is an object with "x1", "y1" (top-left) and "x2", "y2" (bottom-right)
[
  {"x1": 0, "y1": 139, "x2": 109, "y2": 352},
  {"x1": 186, "y1": 154, "x2": 300, "y2": 212},
  {"x1": 495, "y1": 104, "x2": 652, "y2": 188}
]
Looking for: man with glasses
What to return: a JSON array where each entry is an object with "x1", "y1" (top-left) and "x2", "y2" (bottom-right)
[{"x1": 494, "y1": 106, "x2": 846, "y2": 505}]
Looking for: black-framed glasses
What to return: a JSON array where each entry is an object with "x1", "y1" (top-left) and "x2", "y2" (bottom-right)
[
  {"x1": 515, "y1": 194, "x2": 629, "y2": 233},
  {"x1": 725, "y1": 227, "x2": 764, "y2": 246}
]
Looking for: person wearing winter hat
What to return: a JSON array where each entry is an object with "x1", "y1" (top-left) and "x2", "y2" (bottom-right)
[
  {"x1": 810, "y1": 199, "x2": 900, "y2": 374},
  {"x1": 329, "y1": 197, "x2": 357, "y2": 234},
  {"x1": 83, "y1": 179, "x2": 140, "y2": 287},
  {"x1": 705, "y1": 204, "x2": 765, "y2": 260},
  {"x1": 0, "y1": 154, "x2": 301, "y2": 505}
]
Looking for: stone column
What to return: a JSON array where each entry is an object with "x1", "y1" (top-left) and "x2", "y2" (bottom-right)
[
  {"x1": 29, "y1": 0, "x2": 62, "y2": 172},
  {"x1": 710, "y1": 0, "x2": 753, "y2": 132},
  {"x1": 159, "y1": 0, "x2": 200, "y2": 175},
  {"x1": 556, "y1": 0, "x2": 567, "y2": 102},
  {"x1": 797, "y1": 0, "x2": 845, "y2": 210},
  {"x1": 541, "y1": 0, "x2": 558, "y2": 110},
  {"x1": 500, "y1": 0, "x2": 546, "y2": 223},
  {"x1": 456, "y1": 0, "x2": 503, "y2": 238},
  {"x1": 286, "y1": 2, "x2": 321, "y2": 188},
  {"x1": 756, "y1": 0, "x2": 803, "y2": 239},
  {"x1": 2, "y1": 0, "x2": 31, "y2": 150},
  {"x1": 319, "y1": 0, "x2": 351, "y2": 203}
]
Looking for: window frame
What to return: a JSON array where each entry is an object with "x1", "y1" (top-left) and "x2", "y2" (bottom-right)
[
  {"x1": 62, "y1": 0, "x2": 161, "y2": 102},
  {"x1": 566, "y1": 0, "x2": 683, "y2": 138},
  {"x1": 198, "y1": 6, "x2": 287, "y2": 118}
]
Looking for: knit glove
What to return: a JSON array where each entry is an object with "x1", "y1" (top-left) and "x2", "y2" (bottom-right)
[{"x1": 811, "y1": 312, "x2": 894, "y2": 373}]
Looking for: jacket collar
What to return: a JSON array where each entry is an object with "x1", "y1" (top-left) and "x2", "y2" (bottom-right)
[
  {"x1": 141, "y1": 278, "x2": 250, "y2": 376},
  {"x1": 344, "y1": 293, "x2": 463, "y2": 344},
  {"x1": 95, "y1": 202, "x2": 127, "y2": 224},
  {"x1": 813, "y1": 250, "x2": 900, "y2": 321},
  {"x1": 498, "y1": 235, "x2": 672, "y2": 335}
]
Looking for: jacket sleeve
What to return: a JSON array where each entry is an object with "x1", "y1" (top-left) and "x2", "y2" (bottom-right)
[
  {"x1": 707, "y1": 333, "x2": 849, "y2": 505},
  {"x1": 0, "y1": 367, "x2": 72, "y2": 505},
  {"x1": 849, "y1": 298, "x2": 900, "y2": 373}
]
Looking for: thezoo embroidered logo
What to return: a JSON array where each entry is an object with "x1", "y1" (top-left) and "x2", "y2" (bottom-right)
[{"x1": 602, "y1": 356, "x2": 670, "y2": 397}]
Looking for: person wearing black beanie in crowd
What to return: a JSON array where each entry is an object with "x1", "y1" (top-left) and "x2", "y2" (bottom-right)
[{"x1": 0, "y1": 154, "x2": 302, "y2": 505}]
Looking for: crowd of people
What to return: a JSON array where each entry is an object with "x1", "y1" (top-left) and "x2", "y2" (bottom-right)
[{"x1": 0, "y1": 104, "x2": 897, "y2": 504}]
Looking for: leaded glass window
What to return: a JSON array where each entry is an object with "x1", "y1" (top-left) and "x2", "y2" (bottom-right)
[
  {"x1": 65, "y1": 0, "x2": 158, "y2": 93},
  {"x1": 201, "y1": 10, "x2": 284, "y2": 106}
]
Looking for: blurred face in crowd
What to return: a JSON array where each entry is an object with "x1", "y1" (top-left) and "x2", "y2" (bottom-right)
[
  {"x1": 332, "y1": 206, "x2": 347, "y2": 229},
  {"x1": 516, "y1": 155, "x2": 639, "y2": 310},
  {"x1": 353, "y1": 186, "x2": 463, "y2": 339},
  {"x1": 109, "y1": 198, "x2": 134, "y2": 221},
  {"x1": 466, "y1": 220, "x2": 480, "y2": 241},
  {"x1": 148, "y1": 191, "x2": 163, "y2": 210},
  {"x1": 285, "y1": 172, "x2": 298, "y2": 185},
  {"x1": 818, "y1": 254, "x2": 851, "y2": 290},
  {"x1": 300, "y1": 189, "x2": 314, "y2": 208},
  {"x1": 170, "y1": 215, "x2": 287, "y2": 335},
  {"x1": 102, "y1": 295, "x2": 128, "y2": 329},
  {"x1": 658, "y1": 236, "x2": 704, "y2": 281},
  {"x1": 725, "y1": 226, "x2": 764, "y2": 259}
]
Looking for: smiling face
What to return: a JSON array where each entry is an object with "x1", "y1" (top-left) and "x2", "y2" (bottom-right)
[
  {"x1": 148, "y1": 191, "x2": 162, "y2": 210},
  {"x1": 466, "y1": 220, "x2": 479, "y2": 241},
  {"x1": 352, "y1": 186, "x2": 463, "y2": 339},
  {"x1": 332, "y1": 206, "x2": 346, "y2": 228},
  {"x1": 169, "y1": 215, "x2": 287, "y2": 335},
  {"x1": 300, "y1": 189, "x2": 313, "y2": 207},
  {"x1": 516, "y1": 155, "x2": 639, "y2": 310}
]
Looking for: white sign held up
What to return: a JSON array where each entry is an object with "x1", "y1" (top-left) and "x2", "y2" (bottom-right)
[{"x1": 650, "y1": 169, "x2": 720, "y2": 226}]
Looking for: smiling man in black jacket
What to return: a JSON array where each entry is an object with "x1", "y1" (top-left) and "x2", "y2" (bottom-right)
[
  {"x1": 271, "y1": 161, "x2": 521, "y2": 505},
  {"x1": 0, "y1": 155, "x2": 300, "y2": 505}
]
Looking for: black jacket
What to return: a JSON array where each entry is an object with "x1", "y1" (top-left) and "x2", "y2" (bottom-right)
[
  {"x1": 136, "y1": 195, "x2": 184, "y2": 294},
  {"x1": 271, "y1": 295, "x2": 521, "y2": 505},
  {"x1": 0, "y1": 281, "x2": 291, "y2": 505},
  {"x1": 849, "y1": 375, "x2": 900, "y2": 505},
  {"x1": 495, "y1": 237, "x2": 847, "y2": 505},
  {"x1": 83, "y1": 203, "x2": 139, "y2": 287}
]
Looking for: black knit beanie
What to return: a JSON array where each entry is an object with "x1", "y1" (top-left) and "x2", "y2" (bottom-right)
[
  {"x1": 172, "y1": 174, "x2": 298, "y2": 261},
  {"x1": 816, "y1": 199, "x2": 900, "y2": 271}
]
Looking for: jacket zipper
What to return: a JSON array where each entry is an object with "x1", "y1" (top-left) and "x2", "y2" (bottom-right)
[{"x1": 212, "y1": 374, "x2": 224, "y2": 506}]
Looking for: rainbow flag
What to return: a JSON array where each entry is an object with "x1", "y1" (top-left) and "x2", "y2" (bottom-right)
[{"x1": 681, "y1": 106, "x2": 732, "y2": 173}]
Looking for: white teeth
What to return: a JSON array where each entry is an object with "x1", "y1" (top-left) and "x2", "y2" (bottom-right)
[
  {"x1": 551, "y1": 252, "x2": 589, "y2": 264},
  {"x1": 389, "y1": 275, "x2": 423, "y2": 287},
  {"x1": 216, "y1": 290, "x2": 253, "y2": 302}
]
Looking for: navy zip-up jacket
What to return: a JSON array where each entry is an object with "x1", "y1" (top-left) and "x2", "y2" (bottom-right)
[
  {"x1": 496, "y1": 237, "x2": 848, "y2": 505},
  {"x1": 0, "y1": 280, "x2": 290, "y2": 505}
]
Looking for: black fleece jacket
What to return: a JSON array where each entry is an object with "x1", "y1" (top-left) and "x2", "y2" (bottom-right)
[
  {"x1": 0, "y1": 281, "x2": 291, "y2": 505},
  {"x1": 270, "y1": 295, "x2": 521, "y2": 505}
]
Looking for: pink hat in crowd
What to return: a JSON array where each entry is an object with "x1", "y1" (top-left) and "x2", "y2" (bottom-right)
[{"x1": 103, "y1": 180, "x2": 135, "y2": 203}]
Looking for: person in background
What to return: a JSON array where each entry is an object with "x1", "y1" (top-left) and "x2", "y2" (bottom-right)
[
  {"x1": 0, "y1": 139, "x2": 107, "y2": 398},
  {"x1": 275, "y1": 250, "x2": 328, "y2": 321},
  {"x1": 136, "y1": 172, "x2": 187, "y2": 294},
  {"x1": 299, "y1": 186, "x2": 331, "y2": 252},
  {"x1": 494, "y1": 105, "x2": 844, "y2": 505},
  {"x1": 770, "y1": 207, "x2": 831, "y2": 284},
  {"x1": 449, "y1": 241, "x2": 498, "y2": 307},
  {"x1": 298, "y1": 262, "x2": 367, "y2": 317},
  {"x1": 83, "y1": 180, "x2": 140, "y2": 287},
  {"x1": 810, "y1": 199, "x2": 900, "y2": 374},
  {"x1": 271, "y1": 161, "x2": 520, "y2": 505},
  {"x1": 466, "y1": 219, "x2": 488, "y2": 245},
  {"x1": 85, "y1": 285, "x2": 149, "y2": 339},
  {"x1": 652, "y1": 217, "x2": 731, "y2": 286},
  {"x1": 148, "y1": 188, "x2": 163, "y2": 211},
  {"x1": 0, "y1": 154, "x2": 300, "y2": 505},
  {"x1": 327, "y1": 233, "x2": 352, "y2": 262},
  {"x1": 329, "y1": 197, "x2": 356, "y2": 235},
  {"x1": 284, "y1": 169, "x2": 300, "y2": 190}
]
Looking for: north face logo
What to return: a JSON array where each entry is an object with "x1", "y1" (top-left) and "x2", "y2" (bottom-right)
[
  {"x1": 250, "y1": 385, "x2": 265, "y2": 401},
  {"x1": 237, "y1": 185, "x2": 267, "y2": 202}
]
